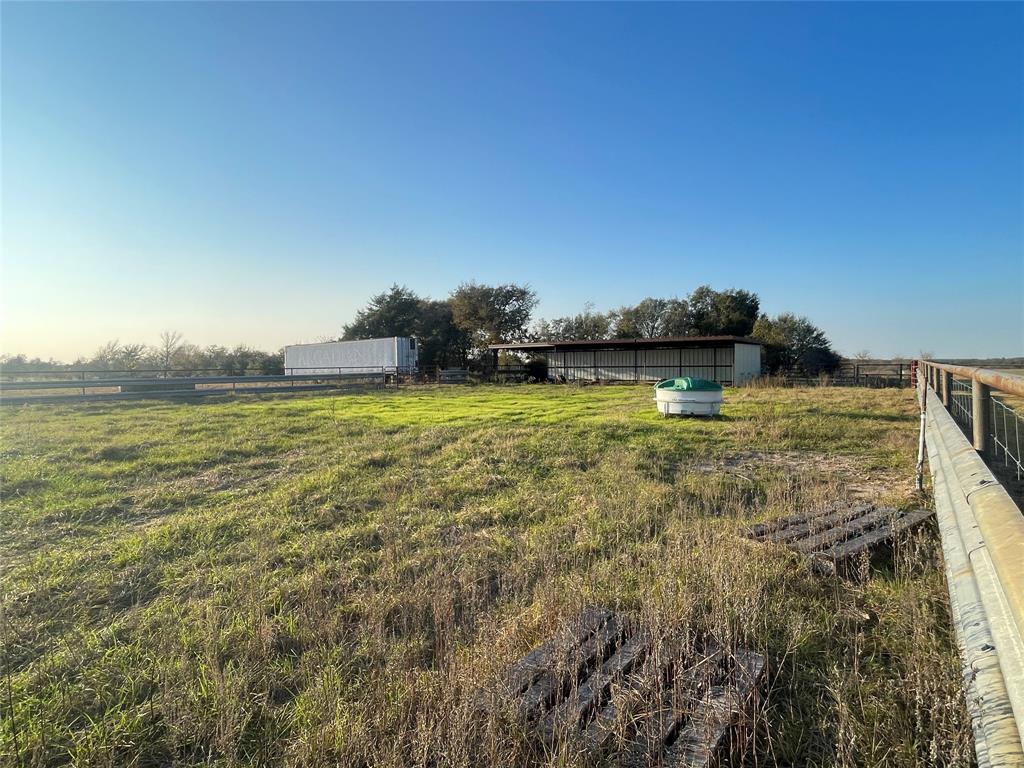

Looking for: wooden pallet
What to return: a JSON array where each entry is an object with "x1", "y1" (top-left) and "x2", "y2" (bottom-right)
[
  {"x1": 745, "y1": 502, "x2": 933, "y2": 574},
  {"x1": 485, "y1": 608, "x2": 765, "y2": 767}
]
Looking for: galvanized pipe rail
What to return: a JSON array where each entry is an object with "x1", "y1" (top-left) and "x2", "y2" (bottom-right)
[
  {"x1": 920, "y1": 361, "x2": 1024, "y2": 503},
  {"x1": 0, "y1": 369, "x2": 398, "y2": 405},
  {"x1": 919, "y1": 361, "x2": 1024, "y2": 766},
  {"x1": 0, "y1": 371, "x2": 386, "y2": 392}
]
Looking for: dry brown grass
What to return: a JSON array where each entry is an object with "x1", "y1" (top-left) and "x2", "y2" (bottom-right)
[{"x1": 0, "y1": 384, "x2": 972, "y2": 766}]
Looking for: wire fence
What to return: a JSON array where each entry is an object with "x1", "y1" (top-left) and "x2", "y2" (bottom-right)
[
  {"x1": 0, "y1": 367, "x2": 406, "y2": 405},
  {"x1": 926, "y1": 363, "x2": 1024, "y2": 507},
  {"x1": 991, "y1": 395, "x2": 1024, "y2": 487},
  {"x1": 949, "y1": 378, "x2": 973, "y2": 431}
]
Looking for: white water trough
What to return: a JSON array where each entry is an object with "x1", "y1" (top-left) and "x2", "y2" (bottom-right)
[{"x1": 654, "y1": 378, "x2": 723, "y2": 417}]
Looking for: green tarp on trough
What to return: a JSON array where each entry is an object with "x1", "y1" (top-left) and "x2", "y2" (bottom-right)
[{"x1": 654, "y1": 377, "x2": 723, "y2": 392}]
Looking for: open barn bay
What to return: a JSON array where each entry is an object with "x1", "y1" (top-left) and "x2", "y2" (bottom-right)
[{"x1": 1, "y1": 386, "x2": 971, "y2": 767}]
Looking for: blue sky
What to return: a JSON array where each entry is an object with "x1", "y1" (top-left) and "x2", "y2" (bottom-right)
[{"x1": 2, "y1": 2, "x2": 1022, "y2": 360}]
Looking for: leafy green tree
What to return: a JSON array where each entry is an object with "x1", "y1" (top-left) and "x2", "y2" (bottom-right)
[
  {"x1": 534, "y1": 303, "x2": 612, "y2": 340},
  {"x1": 342, "y1": 284, "x2": 423, "y2": 339},
  {"x1": 118, "y1": 344, "x2": 148, "y2": 370},
  {"x1": 449, "y1": 282, "x2": 537, "y2": 358},
  {"x1": 168, "y1": 343, "x2": 206, "y2": 374},
  {"x1": 342, "y1": 285, "x2": 470, "y2": 367},
  {"x1": 752, "y1": 313, "x2": 841, "y2": 375},
  {"x1": 416, "y1": 299, "x2": 470, "y2": 368},
  {"x1": 658, "y1": 298, "x2": 693, "y2": 336},
  {"x1": 611, "y1": 298, "x2": 670, "y2": 337},
  {"x1": 0, "y1": 354, "x2": 68, "y2": 372},
  {"x1": 258, "y1": 351, "x2": 285, "y2": 375},
  {"x1": 609, "y1": 288, "x2": 757, "y2": 338},
  {"x1": 687, "y1": 286, "x2": 760, "y2": 336}
]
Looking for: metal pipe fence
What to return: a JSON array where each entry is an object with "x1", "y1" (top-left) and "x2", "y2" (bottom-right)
[
  {"x1": 918, "y1": 362, "x2": 1024, "y2": 764},
  {"x1": 0, "y1": 367, "x2": 402, "y2": 405},
  {"x1": 0, "y1": 365, "x2": 406, "y2": 381},
  {"x1": 924, "y1": 384, "x2": 1024, "y2": 765},
  {"x1": 921, "y1": 361, "x2": 1024, "y2": 503},
  {"x1": 498, "y1": 361, "x2": 914, "y2": 388}
]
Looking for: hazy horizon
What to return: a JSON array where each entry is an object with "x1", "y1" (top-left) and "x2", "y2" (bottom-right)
[{"x1": 3, "y1": 3, "x2": 1022, "y2": 362}]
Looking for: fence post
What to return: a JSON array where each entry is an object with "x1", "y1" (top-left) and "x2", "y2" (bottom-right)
[
  {"x1": 972, "y1": 378, "x2": 991, "y2": 453},
  {"x1": 940, "y1": 369, "x2": 952, "y2": 408}
]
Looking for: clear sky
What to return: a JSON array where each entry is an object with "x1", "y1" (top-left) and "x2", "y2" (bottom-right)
[{"x1": 2, "y1": 2, "x2": 1022, "y2": 361}]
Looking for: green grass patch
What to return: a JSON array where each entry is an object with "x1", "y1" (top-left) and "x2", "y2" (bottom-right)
[{"x1": 0, "y1": 385, "x2": 971, "y2": 766}]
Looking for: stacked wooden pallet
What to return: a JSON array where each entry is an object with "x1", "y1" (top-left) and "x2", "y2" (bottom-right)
[
  {"x1": 745, "y1": 502, "x2": 933, "y2": 574},
  {"x1": 485, "y1": 607, "x2": 764, "y2": 767}
]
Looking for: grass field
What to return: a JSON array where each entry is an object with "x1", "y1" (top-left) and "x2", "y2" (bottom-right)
[{"x1": 1, "y1": 385, "x2": 972, "y2": 767}]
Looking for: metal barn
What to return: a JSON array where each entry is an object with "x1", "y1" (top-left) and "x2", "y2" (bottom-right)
[{"x1": 491, "y1": 336, "x2": 762, "y2": 385}]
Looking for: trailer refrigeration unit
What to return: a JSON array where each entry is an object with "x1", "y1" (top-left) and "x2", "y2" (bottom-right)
[{"x1": 284, "y1": 337, "x2": 418, "y2": 375}]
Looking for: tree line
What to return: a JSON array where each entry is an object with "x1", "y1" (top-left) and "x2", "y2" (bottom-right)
[
  {"x1": 0, "y1": 331, "x2": 283, "y2": 375},
  {"x1": 0, "y1": 282, "x2": 841, "y2": 377},
  {"x1": 341, "y1": 282, "x2": 840, "y2": 375}
]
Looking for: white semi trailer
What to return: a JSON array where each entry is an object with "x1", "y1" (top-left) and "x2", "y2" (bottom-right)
[{"x1": 284, "y1": 337, "x2": 418, "y2": 375}]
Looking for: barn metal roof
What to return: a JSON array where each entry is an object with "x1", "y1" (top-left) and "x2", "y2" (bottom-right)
[{"x1": 489, "y1": 335, "x2": 762, "y2": 351}]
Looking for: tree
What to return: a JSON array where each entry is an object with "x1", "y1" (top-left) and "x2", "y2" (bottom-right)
[
  {"x1": 343, "y1": 286, "x2": 470, "y2": 367},
  {"x1": 449, "y1": 282, "x2": 537, "y2": 358},
  {"x1": 534, "y1": 303, "x2": 612, "y2": 340},
  {"x1": 416, "y1": 299, "x2": 470, "y2": 368},
  {"x1": 0, "y1": 354, "x2": 67, "y2": 373},
  {"x1": 611, "y1": 298, "x2": 669, "y2": 337},
  {"x1": 118, "y1": 343, "x2": 148, "y2": 370},
  {"x1": 169, "y1": 343, "x2": 206, "y2": 374},
  {"x1": 659, "y1": 299, "x2": 692, "y2": 336},
  {"x1": 342, "y1": 284, "x2": 422, "y2": 339},
  {"x1": 752, "y1": 313, "x2": 841, "y2": 375},
  {"x1": 687, "y1": 286, "x2": 759, "y2": 337},
  {"x1": 158, "y1": 331, "x2": 183, "y2": 371},
  {"x1": 91, "y1": 340, "x2": 123, "y2": 369},
  {"x1": 607, "y1": 288, "x2": 758, "y2": 339},
  {"x1": 853, "y1": 350, "x2": 871, "y2": 361}
]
